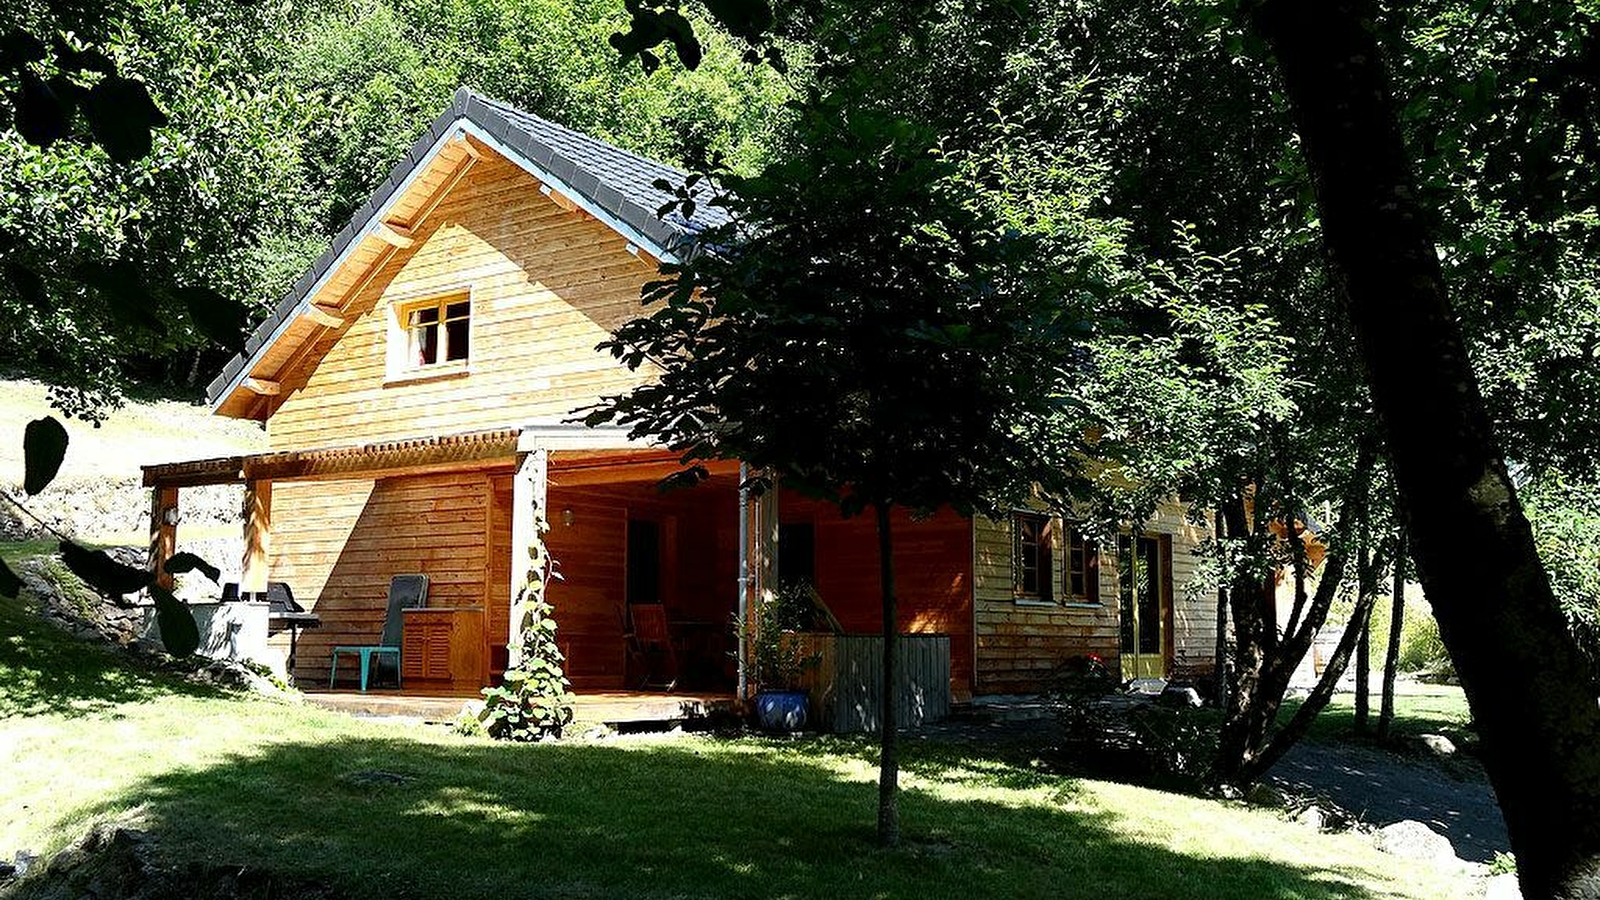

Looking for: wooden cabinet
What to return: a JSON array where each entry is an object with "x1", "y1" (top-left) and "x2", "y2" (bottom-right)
[{"x1": 401, "y1": 607, "x2": 486, "y2": 691}]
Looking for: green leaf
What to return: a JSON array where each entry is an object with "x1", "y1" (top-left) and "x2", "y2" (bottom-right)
[
  {"x1": 0, "y1": 557, "x2": 20, "y2": 599},
  {"x1": 59, "y1": 540, "x2": 153, "y2": 597},
  {"x1": 163, "y1": 551, "x2": 221, "y2": 583},
  {"x1": 150, "y1": 585, "x2": 200, "y2": 656},
  {"x1": 80, "y1": 75, "x2": 169, "y2": 164},
  {"x1": 23, "y1": 416, "x2": 68, "y2": 495}
]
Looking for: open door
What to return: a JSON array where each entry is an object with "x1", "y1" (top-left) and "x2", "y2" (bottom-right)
[{"x1": 1118, "y1": 534, "x2": 1171, "y2": 681}]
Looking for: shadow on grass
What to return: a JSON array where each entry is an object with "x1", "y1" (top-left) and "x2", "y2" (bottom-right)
[
  {"x1": 0, "y1": 596, "x2": 223, "y2": 719},
  {"x1": 41, "y1": 733, "x2": 1415, "y2": 900}
]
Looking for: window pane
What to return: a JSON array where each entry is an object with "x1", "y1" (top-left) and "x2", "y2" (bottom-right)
[
  {"x1": 445, "y1": 317, "x2": 469, "y2": 361},
  {"x1": 1118, "y1": 535, "x2": 1135, "y2": 653},
  {"x1": 1139, "y1": 537, "x2": 1161, "y2": 653},
  {"x1": 411, "y1": 306, "x2": 439, "y2": 325},
  {"x1": 445, "y1": 300, "x2": 470, "y2": 320}
]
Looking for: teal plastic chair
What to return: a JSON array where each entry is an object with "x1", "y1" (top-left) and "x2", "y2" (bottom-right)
[{"x1": 330, "y1": 574, "x2": 428, "y2": 691}]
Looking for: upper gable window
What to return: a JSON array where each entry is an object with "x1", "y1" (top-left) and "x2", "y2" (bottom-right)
[
  {"x1": 385, "y1": 290, "x2": 472, "y2": 384},
  {"x1": 403, "y1": 294, "x2": 471, "y2": 368}
]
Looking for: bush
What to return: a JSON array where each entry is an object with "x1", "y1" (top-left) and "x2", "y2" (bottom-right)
[{"x1": 1058, "y1": 697, "x2": 1221, "y2": 791}]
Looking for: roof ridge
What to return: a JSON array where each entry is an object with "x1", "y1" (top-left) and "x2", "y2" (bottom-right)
[{"x1": 464, "y1": 89, "x2": 699, "y2": 183}]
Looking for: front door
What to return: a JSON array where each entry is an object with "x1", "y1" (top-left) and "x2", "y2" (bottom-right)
[{"x1": 1118, "y1": 534, "x2": 1169, "y2": 680}]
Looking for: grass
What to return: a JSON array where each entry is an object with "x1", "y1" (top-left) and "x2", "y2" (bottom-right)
[
  {"x1": 0, "y1": 377, "x2": 264, "y2": 484},
  {"x1": 1283, "y1": 683, "x2": 1474, "y2": 744},
  {"x1": 0, "y1": 595, "x2": 1476, "y2": 900}
]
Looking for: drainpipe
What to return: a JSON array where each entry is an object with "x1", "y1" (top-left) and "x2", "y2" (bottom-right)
[{"x1": 737, "y1": 463, "x2": 750, "y2": 699}]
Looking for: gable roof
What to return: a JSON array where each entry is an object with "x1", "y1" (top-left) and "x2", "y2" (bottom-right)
[{"x1": 206, "y1": 87, "x2": 724, "y2": 412}]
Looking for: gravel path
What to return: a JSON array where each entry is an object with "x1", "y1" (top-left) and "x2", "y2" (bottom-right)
[{"x1": 1269, "y1": 739, "x2": 1509, "y2": 863}]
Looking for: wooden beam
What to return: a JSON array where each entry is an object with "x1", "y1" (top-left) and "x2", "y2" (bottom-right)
[
  {"x1": 303, "y1": 304, "x2": 344, "y2": 328},
  {"x1": 451, "y1": 132, "x2": 483, "y2": 160},
  {"x1": 508, "y1": 448, "x2": 548, "y2": 668},
  {"x1": 147, "y1": 486, "x2": 178, "y2": 591},
  {"x1": 241, "y1": 377, "x2": 280, "y2": 396},
  {"x1": 374, "y1": 221, "x2": 415, "y2": 248},
  {"x1": 540, "y1": 184, "x2": 579, "y2": 213},
  {"x1": 241, "y1": 479, "x2": 272, "y2": 595}
]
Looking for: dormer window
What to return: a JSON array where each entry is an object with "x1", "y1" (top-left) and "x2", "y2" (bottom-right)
[{"x1": 404, "y1": 295, "x2": 471, "y2": 367}]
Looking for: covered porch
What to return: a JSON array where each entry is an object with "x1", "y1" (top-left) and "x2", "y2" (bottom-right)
[{"x1": 140, "y1": 425, "x2": 770, "y2": 704}]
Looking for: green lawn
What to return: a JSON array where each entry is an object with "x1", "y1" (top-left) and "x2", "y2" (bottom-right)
[
  {"x1": 0, "y1": 595, "x2": 1473, "y2": 900},
  {"x1": 1283, "y1": 683, "x2": 1474, "y2": 744}
]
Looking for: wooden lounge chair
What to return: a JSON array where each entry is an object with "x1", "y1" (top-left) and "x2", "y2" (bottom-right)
[
  {"x1": 625, "y1": 603, "x2": 678, "y2": 691},
  {"x1": 330, "y1": 574, "x2": 429, "y2": 691}
]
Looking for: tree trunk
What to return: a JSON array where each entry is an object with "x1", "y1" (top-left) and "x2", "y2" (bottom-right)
[
  {"x1": 1354, "y1": 532, "x2": 1373, "y2": 735},
  {"x1": 1234, "y1": 581, "x2": 1382, "y2": 784},
  {"x1": 1378, "y1": 524, "x2": 1407, "y2": 740},
  {"x1": 874, "y1": 501, "x2": 900, "y2": 848},
  {"x1": 1354, "y1": 615, "x2": 1370, "y2": 733},
  {"x1": 1255, "y1": 2, "x2": 1600, "y2": 894}
]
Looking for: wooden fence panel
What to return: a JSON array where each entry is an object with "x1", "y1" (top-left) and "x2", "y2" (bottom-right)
[{"x1": 796, "y1": 633, "x2": 951, "y2": 733}]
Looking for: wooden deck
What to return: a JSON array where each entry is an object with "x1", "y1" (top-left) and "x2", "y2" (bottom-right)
[{"x1": 304, "y1": 689, "x2": 738, "y2": 726}]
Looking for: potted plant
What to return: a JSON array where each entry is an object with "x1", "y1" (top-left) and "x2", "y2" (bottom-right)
[{"x1": 748, "y1": 580, "x2": 822, "y2": 733}]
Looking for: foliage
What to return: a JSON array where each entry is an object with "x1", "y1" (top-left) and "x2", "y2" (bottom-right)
[
  {"x1": 1058, "y1": 698, "x2": 1221, "y2": 791},
  {"x1": 480, "y1": 510, "x2": 573, "y2": 742},
  {"x1": 0, "y1": 0, "x2": 791, "y2": 415},
  {"x1": 1522, "y1": 472, "x2": 1600, "y2": 683},
  {"x1": 746, "y1": 580, "x2": 822, "y2": 692},
  {"x1": 1042, "y1": 653, "x2": 1119, "y2": 699}
]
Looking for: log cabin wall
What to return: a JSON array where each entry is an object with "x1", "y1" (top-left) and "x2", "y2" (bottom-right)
[
  {"x1": 778, "y1": 492, "x2": 975, "y2": 702},
  {"x1": 972, "y1": 499, "x2": 1212, "y2": 694},
  {"x1": 265, "y1": 153, "x2": 658, "y2": 452},
  {"x1": 268, "y1": 469, "x2": 505, "y2": 684}
]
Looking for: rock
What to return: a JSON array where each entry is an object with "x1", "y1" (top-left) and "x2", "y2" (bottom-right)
[
  {"x1": 1294, "y1": 805, "x2": 1326, "y2": 831},
  {"x1": 1482, "y1": 872, "x2": 1522, "y2": 900},
  {"x1": 1156, "y1": 685, "x2": 1203, "y2": 709},
  {"x1": 1420, "y1": 733, "x2": 1458, "y2": 757},
  {"x1": 1374, "y1": 819, "x2": 1458, "y2": 863},
  {"x1": 1246, "y1": 783, "x2": 1287, "y2": 808}
]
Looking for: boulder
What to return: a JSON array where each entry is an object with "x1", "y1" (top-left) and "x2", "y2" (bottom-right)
[
  {"x1": 1294, "y1": 805, "x2": 1326, "y2": 831},
  {"x1": 1374, "y1": 820, "x2": 1458, "y2": 863},
  {"x1": 1419, "y1": 733, "x2": 1458, "y2": 757}
]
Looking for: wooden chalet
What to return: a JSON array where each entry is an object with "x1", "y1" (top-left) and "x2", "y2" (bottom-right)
[{"x1": 143, "y1": 89, "x2": 1216, "y2": 713}]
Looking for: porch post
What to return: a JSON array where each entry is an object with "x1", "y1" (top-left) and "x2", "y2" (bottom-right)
[
  {"x1": 508, "y1": 446, "x2": 548, "y2": 667},
  {"x1": 241, "y1": 478, "x2": 272, "y2": 595},
  {"x1": 147, "y1": 485, "x2": 178, "y2": 591}
]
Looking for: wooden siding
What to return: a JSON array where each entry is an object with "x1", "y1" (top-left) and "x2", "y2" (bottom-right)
[
  {"x1": 779, "y1": 493, "x2": 974, "y2": 701},
  {"x1": 266, "y1": 152, "x2": 659, "y2": 451},
  {"x1": 268, "y1": 470, "x2": 500, "y2": 684},
  {"x1": 972, "y1": 500, "x2": 1212, "y2": 694}
]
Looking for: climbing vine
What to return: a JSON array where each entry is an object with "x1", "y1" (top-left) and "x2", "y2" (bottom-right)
[{"x1": 478, "y1": 500, "x2": 574, "y2": 741}]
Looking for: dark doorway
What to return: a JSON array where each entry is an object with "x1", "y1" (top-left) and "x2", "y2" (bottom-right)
[
  {"x1": 627, "y1": 519, "x2": 660, "y2": 605},
  {"x1": 778, "y1": 522, "x2": 816, "y2": 587}
]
